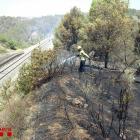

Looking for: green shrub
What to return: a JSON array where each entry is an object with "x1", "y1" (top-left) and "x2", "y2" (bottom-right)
[
  {"x1": 0, "y1": 36, "x2": 17, "y2": 50},
  {"x1": 0, "y1": 79, "x2": 12, "y2": 108},
  {"x1": 16, "y1": 47, "x2": 60, "y2": 94},
  {"x1": 0, "y1": 36, "x2": 7, "y2": 44},
  {"x1": 0, "y1": 49, "x2": 6, "y2": 53},
  {"x1": 5, "y1": 40, "x2": 17, "y2": 50},
  {"x1": 121, "y1": 70, "x2": 135, "y2": 102}
]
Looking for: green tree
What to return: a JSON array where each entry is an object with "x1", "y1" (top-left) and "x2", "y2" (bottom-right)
[
  {"x1": 17, "y1": 47, "x2": 60, "y2": 94},
  {"x1": 86, "y1": 0, "x2": 137, "y2": 68},
  {"x1": 54, "y1": 7, "x2": 84, "y2": 50}
]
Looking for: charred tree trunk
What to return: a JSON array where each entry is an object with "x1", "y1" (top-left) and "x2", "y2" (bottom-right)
[{"x1": 105, "y1": 52, "x2": 109, "y2": 68}]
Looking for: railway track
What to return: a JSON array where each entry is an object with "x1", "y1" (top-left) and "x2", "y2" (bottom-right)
[{"x1": 0, "y1": 38, "x2": 50, "y2": 82}]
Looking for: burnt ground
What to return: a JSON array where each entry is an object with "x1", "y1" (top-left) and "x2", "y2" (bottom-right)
[{"x1": 21, "y1": 65, "x2": 140, "y2": 140}]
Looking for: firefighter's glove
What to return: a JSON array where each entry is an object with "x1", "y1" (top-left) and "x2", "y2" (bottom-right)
[
  {"x1": 89, "y1": 58, "x2": 91, "y2": 61},
  {"x1": 76, "y1": 54, "x2": 80, "y2": 57}
]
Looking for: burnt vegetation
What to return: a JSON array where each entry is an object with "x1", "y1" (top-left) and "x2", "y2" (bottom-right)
[{"x1": 1, "y1": 0, "x2": 140, "y2": 140}]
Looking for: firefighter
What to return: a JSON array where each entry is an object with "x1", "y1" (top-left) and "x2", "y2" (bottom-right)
[{"x1": 76, "y1": 46, "x2": 90, "y2": 78}]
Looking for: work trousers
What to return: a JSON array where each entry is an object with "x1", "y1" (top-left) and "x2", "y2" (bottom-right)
[{"x1": 79, "y1": 60, "x2": 86, "y2": 73}]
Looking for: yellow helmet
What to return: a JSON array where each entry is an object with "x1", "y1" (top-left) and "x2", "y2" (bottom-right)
[{"x1": 77, "y1": 46, "x2": 81, "y2": 50}]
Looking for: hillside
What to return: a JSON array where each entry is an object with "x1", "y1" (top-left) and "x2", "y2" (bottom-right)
[
  {"x1": 1, "y1": 1, "x2": 140, "y2": 139},
  {"x1": 1, "y1": 63, "x2": 140, "y2": 140},
  {"x1": 0, "y1": 15, "x2": 63, "y2": 51}
]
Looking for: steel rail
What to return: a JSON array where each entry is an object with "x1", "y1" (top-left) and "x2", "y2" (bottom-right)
[
  {"x1": 0, "y1": 39, "x2": 49, "y2": 81},
  {"x1": 0, "y1": 55, "x2": 30, "y2": 80},
  {"x1": 0, "y1": 39, "x2": 49, "y2": 73}
]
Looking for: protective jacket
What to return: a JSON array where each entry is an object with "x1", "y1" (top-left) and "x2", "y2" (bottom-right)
[{"x1": 79, "y1": 50, "x2": 89, "y2": 61}]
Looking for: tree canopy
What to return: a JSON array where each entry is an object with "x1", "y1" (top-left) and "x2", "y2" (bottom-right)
[
  {"x1": 82, "y1": 0, "x2": 138, "y2": 68},
  {"x1": 53, "y1": 0, "x2": 139, "y2": 68},
  {"x1": 53, "y1": 7, "x2": 84, "y2": 50}
]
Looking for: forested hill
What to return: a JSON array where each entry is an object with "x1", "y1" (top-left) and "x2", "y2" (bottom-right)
[
  {"x1": 0, "y1": 15, "x2": 63, "y2": 50},
  {"x1": 126, "y1": 8, "x2": 140, "y2": 17}
]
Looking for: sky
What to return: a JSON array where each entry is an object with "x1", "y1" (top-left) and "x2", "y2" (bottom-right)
[{"x1": 0, "y1": 0, "x2": 139, "y2": 17}]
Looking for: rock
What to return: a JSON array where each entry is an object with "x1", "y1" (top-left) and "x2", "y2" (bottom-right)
[
  {"x1": 72, "y1": 99, "x2": 83, "y2": 107},
  {"x1": 83, "y1": 104, "x2": 88, "y2": 109},
  {"x1": 120, "y1": 133, "x2": 126, "y2": 139}
]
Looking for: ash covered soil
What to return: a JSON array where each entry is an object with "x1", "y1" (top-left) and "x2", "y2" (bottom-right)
[{"x1": 21, "y1": 66, "x2": 140, "y2": 140}]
